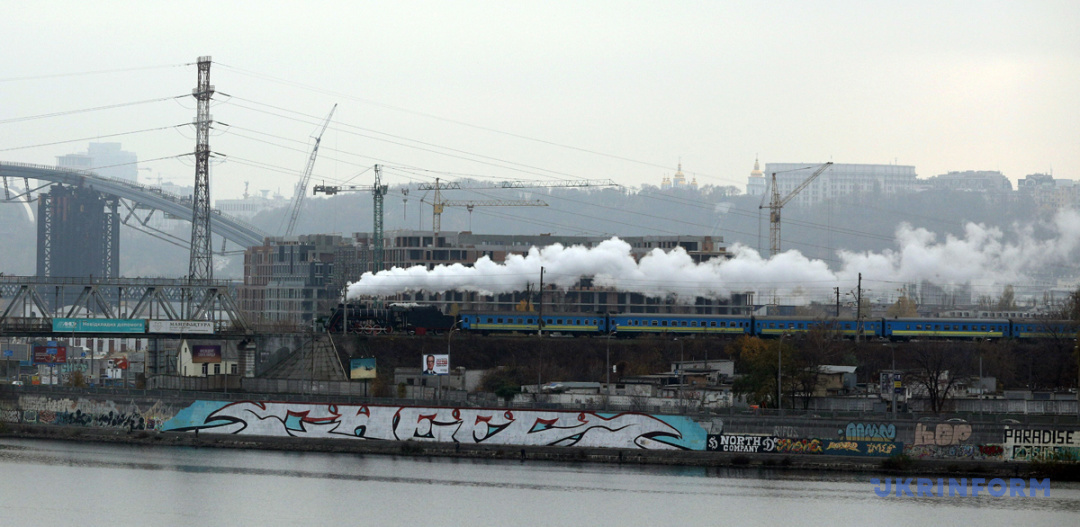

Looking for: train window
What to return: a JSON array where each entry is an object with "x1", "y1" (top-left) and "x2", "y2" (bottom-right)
[
  {"x1": 527, "y1": 318, "x2": 533, "y2": 324},
  {"x1": 497, "y1": 318, "x2": 503, "y2": 323},
  {"x1": 651, "y1": 320, "x2": 657, "y2": 326},
  {"x1": 517, "y1": 318, "x2": 523, "y2": 324},
  {"x1": 681, "y1": 321, "x2": 687, "y2": 327},
  {"x1": 981, "y1": 325, "x2": 986, "y2": 331},
  {"x1": 556, "y1": 319, "x2": 563, "y2": 324},
  {"x1": 662, "y1": 321, "x2": 668, "y2": 327},
  {"x1": 486, "y1": 317, "x2": 493, "y2": 323},
  {"x1": 769, "y1": 323, "x2": 775, "y2": 328}
]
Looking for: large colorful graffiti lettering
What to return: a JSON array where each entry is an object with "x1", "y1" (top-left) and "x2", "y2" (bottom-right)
[
  {"x1": 906, "y1": 444, "x2": 1004, "y2": 461},
  {"x1": 839, "y1": 422, "x2": 896, "y2": 442},
  {"x1": 4, "y1": 395, "x2": 180, "y2": 431},
  {"x1": 913, "y1": 422, "x2": 972, "y2": 446},
  {"x1": 162, "y1": 401, "x2": 705, "y2": 450},
  {"x1": 1004, "y1": 428, "x2": 1080, "y2": 462},
  {"x1": 706, "y1": 435, "x2": 901, "y2": 457}
]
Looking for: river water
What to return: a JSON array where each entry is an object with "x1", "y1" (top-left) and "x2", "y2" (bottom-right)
[{"x1": 0, "y1": 438, "x2": 1077, "y2": 526}]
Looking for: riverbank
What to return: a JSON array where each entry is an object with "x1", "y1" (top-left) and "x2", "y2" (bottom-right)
[{"x1": 3, "y1": 423, "x2": 1073, "y2": 481}]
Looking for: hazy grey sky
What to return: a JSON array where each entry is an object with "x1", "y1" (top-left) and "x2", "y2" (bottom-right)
[{"x1": 2, "y1": 1, "x2": 1078, "y2": 201}]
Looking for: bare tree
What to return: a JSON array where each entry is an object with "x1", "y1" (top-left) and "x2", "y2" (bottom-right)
[{"x1": 905, "y1": 341, "x2": 972, "y2": 414}]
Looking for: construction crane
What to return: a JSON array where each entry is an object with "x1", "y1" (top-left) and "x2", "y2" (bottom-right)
[
  {"x1": 417, "y1": 177, "x2": 617, "y2": 237},
  {"x1": 759, "y1": 161, "x2": 833, "y2": 257},
  {"x1": 313, "y1": 164, "x2": 389, "y2": 272},
  {"x1": 282, "y1": 104, "x2": 337, "y2": 236}
]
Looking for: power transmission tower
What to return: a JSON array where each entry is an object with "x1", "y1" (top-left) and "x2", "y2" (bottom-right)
[
  {"x1": 188, "y1": 56, "x2": 214, "y2": 283},
  {"x1": 759, "y1": 162, "x2": 832, "y2": 257},
  {"x1": 283, "y1": 104, "x2": 337, "y2": 236}
]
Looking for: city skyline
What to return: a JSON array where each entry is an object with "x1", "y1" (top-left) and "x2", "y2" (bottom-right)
[{"x1": 1, "y1": 1, "x2": 1077, "y2": 203}]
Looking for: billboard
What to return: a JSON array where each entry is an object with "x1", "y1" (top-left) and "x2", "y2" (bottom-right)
[
  {"x1": 149, "y1": 320, "x2": 215, "y2": 334},
  {"x1": 52, "y1": 319, "x2": 146, "y2": 333},
  {"x1": 32, "y1": 345, "x2": 67, "y2": 364},
  {"x1": 350, "y1": 358, "x2": 377, "y2": 380},
  {"x1": 422, "y1": 354, "x2": 449, "y2": 375},
  {"x1": 190, "y1": 345, "x2": 222, "y2": 364}
]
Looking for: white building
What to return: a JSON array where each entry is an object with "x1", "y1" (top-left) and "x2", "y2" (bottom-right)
[
  {"x1": 57, "y1": 142, "x2": 138, "y2": 183},
  {"x1": 746, "y1": 157, "x2": 766, "y2": 196},
  {"x1": 763, "y1": 162, "x2": 917, "y2": 207},
  {"x1": 176, "y1": 340, "x2": 237, "y2": 377}
]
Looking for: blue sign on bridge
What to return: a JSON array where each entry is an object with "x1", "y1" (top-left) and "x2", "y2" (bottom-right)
[{"x1": 52, "y1": 319, "x2": 146, "y2": 334}]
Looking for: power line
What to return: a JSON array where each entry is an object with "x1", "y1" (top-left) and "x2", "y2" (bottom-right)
[
  {"x1": 0, "y1": 124, "x2": 187, "y2": 153},
  {"x1": 0, "y1": 63, "x2": 189, "y2": 83},
  {"x1": 0, "y1": 95, "x2": 187, "y2": 125}
]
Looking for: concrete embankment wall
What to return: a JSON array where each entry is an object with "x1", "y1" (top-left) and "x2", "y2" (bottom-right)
[{"x1": 1, "y1": 388, "x2": 1077, "y2": 465}]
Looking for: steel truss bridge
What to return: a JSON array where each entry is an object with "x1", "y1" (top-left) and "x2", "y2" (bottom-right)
[
  {"x1": 0, "y1": 161, "x2": 266, "y2": 251},
  {"x1": 0, "y1": 275, "x2": 249, "y2": 337}
]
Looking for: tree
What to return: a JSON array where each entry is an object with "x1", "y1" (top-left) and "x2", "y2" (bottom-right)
[
  {"x1": 997, "y1": 285, "x2": 1017, "y2": 311},
  {"x1": 905, "y1": 341, "x2": 971, "y2": 414},
  {"x1": 731, "y1": 335, "x2": 793, "y2": 409},
  {"x1": 886, "y1": 295, "x2": 918, "y2": 318},
  {"x1": 65, "y1": 370, "x2": 87, "y2": 388},
  {"x1": 789, "y1": 323, "x2": 848, "y2": 409}
]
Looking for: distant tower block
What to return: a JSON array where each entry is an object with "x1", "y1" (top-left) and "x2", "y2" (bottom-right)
[{"x1": 36, "y1": 184, "x2": 119, "y2": 279}]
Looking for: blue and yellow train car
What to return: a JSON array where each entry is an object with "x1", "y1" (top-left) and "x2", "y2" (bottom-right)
[
  {"x1": 459, "y1": 312, "x2": 605, "y2": 335},
  {"x1": 752, "y1": 317, "x2": 880, "y2": 338},
  {"x1": 1010, "y1": 320, "x2": 1076, "y2": 339},
  {"x1": 608, "y1": 314, "x2": 751, "y2": 336},
  {"x1": 883, "y1": 318, "x2": 1009, "y2": 340}
]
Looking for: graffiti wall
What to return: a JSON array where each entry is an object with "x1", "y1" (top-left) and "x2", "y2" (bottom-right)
[
  {"x1": 1, "y1": 395, "x2": 181, "y2": 431},
  {"x1": 706, "y1": 434, "x2": 902, "y2": 457},
  {"x1": 161, "y1": 401, "x2": 706, "y2": 450},
  {"x1": 906, "y1": 444, "x2": 1004, "y2": 461},
  {"x1": 1004, "y1": 428, "x2": 1080, "y2": 462}
]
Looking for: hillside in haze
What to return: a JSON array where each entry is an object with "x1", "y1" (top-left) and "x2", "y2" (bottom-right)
[{"x1": 0, "y1": 185, "x2": 1059, "y2": 291}]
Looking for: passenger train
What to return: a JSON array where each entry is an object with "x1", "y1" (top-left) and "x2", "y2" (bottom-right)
[
  {"x1": 457, "y1": 312, "x2": 1075, "y2": 341},
  {"x1": 324, "y1": 303, "x2": 1075, "y2": 341}
]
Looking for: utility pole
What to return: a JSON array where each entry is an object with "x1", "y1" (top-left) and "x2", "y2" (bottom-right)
[
  {"x1": 856, "y1": 273, "x2": 863, "y2": 343},
  {"x1": 537, "y1": 266, "x2": 544, "y2": 392},
  {"x1": 835, "y1": 287, "x2": 840, "y2": 317}
]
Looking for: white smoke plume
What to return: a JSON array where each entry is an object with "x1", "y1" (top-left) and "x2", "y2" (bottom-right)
[{"x1": 347, "y1": 209, "x2": 1080, "y2": 302}]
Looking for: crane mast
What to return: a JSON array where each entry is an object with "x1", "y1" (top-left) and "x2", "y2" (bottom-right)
[
  {"x1": 284, "y1": 104, "x2": 336, "y2": 236},
  {"x1": 416, "y1": 177, "x2": 616, "y2": 238},
  {"x1": 760, "y1": 161, "x2": 833, "y2": 256}
]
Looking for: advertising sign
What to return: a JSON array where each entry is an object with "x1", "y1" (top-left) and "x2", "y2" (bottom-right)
[
  {"x1": 190, "y1": 345, "x2": 222, "y2": 364},
  {"x1": 52, "y1": 319, "x2": 146, "y2": 333},
  {"x1": 350, "y1": 358, "x2": 377, "y2": 380},
  {"x1": 149, "y1": 320, "x2": 215, "y2": 334},
  {"x1": 32, "y1": 345, "x2": 67, "y2": 364},
  {"x1": 422, "y1": 354, "x2": 449, "y2": 375}
]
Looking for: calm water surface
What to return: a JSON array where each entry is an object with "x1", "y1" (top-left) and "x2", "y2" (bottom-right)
[{"x1": 0, "y1": 438, "x2": 1077, "y2": 526}]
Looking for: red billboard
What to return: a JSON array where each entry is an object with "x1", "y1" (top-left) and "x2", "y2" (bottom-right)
[{"x1": 33, "y1": 346, "x2": 67, "y2": 364}]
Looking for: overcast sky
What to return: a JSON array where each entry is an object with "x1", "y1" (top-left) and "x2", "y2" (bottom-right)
[{"x1": 2, "y1": 1, "x2": 1077, "y2": 201}]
